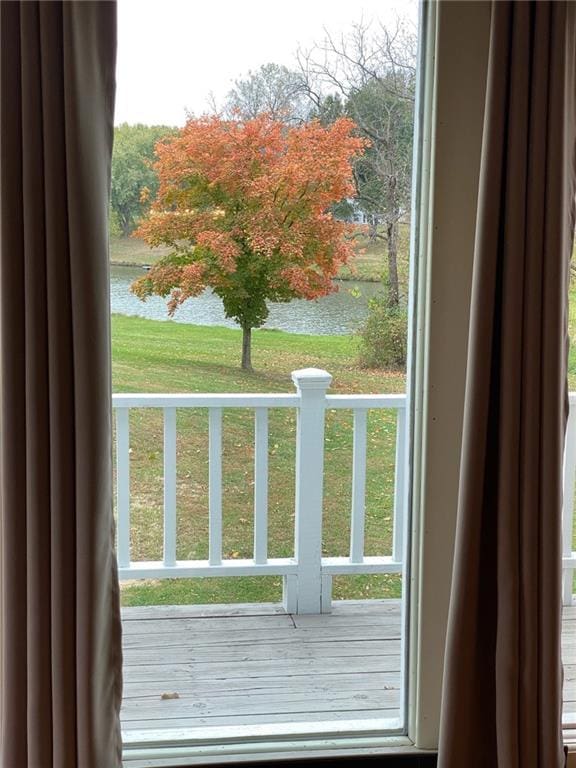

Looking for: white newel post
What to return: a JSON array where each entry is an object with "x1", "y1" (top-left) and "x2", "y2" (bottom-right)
[{"x1": 285, "y1": 368, "x2": 332, "y2": 615}]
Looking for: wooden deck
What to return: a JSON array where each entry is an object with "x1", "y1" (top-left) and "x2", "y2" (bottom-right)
[
  {"x1": 121, "y1": 600, "x2": 402, "y2": 736},
  {"x1": 121, "y1": 599, "x2": 576, "y2": 736}
]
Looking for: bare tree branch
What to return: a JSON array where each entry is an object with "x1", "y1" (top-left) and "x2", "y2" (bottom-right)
[{"x1": 296, "y1": 14, "x2": 417, "y2": 307}]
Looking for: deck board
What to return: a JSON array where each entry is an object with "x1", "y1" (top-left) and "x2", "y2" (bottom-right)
[{"x1": 120, "y1": 599, "x2": 576, "y2": 734}]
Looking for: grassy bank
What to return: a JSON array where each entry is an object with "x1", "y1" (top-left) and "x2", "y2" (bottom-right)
[
  {"x1": 113, "y1": 316, "x2": 405, "y2": 607},
  {"x1": 109, "y1": 236, "x2": 171, "y2": 266},
  {"x1": 110, "y1": 222, "x2": 410, "y2": 284}
]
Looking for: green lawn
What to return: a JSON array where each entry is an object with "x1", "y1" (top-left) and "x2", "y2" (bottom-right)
[{"x1": 114, "y1": 317, "x2": 406, "y2": 607}]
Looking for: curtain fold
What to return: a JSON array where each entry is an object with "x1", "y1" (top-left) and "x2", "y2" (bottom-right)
[
  {"x1": 0, "y1": 2, "x2": 123, "y2": 766},
  {"x1": 438, "y1": 2, "x2": 576, "y2": 767}
]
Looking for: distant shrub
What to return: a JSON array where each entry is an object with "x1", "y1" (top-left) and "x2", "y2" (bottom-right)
[{"x1": 358, "y1": 293, "x2": 407, "y2": 370}]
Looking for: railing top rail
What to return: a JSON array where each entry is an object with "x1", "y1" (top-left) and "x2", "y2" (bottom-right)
[
  {"x1": 112, "y1": 393, "x2": 300, "y2": 409},
  {"x1": 326, "y1": 394, "x2": 406, "y2": 409},
  {"x1": 112, "y1": 392, "x2": 407, "y2": 410}
]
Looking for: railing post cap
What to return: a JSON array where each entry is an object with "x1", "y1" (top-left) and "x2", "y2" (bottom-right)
[{"x1": 291, "y1": 368, "x2": 332, "y2": 391}]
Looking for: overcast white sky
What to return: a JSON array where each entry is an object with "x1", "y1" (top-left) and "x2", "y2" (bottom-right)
[{"x1": 115, "y1": 0, "x2": 418, "y2": 126}]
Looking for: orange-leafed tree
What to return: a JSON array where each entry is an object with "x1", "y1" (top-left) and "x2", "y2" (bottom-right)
[{"x1": 132, "y1": 114, "x2": 367, "y2": 370}]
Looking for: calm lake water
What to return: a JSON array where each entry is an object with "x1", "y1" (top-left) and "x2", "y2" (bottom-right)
[{"x1": 110, "y1": 265, "x2": 381, "y2": 336}]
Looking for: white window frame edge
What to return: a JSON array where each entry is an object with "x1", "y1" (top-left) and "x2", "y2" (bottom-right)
[
  {"x1": 408, "y1": 2, "x2": 576, "y2": 758},
  {"x1": 407, "y1": 0, "x2": 491, "y2": 750}
]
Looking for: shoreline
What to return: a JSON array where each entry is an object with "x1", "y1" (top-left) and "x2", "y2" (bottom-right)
[{"x1": 109, "y1": 259, "x2": 383, "y2": 284}]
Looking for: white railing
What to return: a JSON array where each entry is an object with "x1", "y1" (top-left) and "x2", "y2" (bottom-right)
[
  {"x1": 563, "y1": 393, "x2": 576, "y2": 605},
  {"x1": 114, "y1": 378, "x2": 576, "y2": 611},
  {"x1": 113, "y1": 368, "x2": 407, "y2": 614}
]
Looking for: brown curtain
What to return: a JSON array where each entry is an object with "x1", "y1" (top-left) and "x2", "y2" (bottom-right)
[
  {"x1": 438, "y1": 2, "x2": 576, "y2": 767},
  {"x1": 0, "y1": 2, "x2": 123, "y2": 766}
]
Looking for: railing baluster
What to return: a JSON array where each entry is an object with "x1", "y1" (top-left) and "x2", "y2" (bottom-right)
[
  {"x1": 209, "y1": 407, "x2": 223, "y2": 566},
  {"x1": 350, "y1": 409, "x2": 368, "y2": 564},
  {"x1": 254, "y1": 408, "x2": 269, "y2": 565},
  {"x1": 163, "y1": 407, "x2": 177, "y2": 567},
  {"x1": 393, "y1": 407, "x2": 407, "y2": 563},
  {"x1": 562, "y1": 399, "x2": 576, "y2": 605},
  {"x1": 116, "y1": 408, "x2": 131, "y2": 568}
]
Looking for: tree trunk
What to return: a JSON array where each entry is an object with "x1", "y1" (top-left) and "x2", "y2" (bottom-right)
[
  {"x1": 117, "y1": 210, "x2": 132, "y2": 238},
  {"x1": 241, "y1": 326, "x2": 253, "y2": 371},
  {"x1": 386, "y1": 221, "x2": 400, "y2": 308},
  {"x1": 368, "y1": 216, "x2": 378, "y2": 242}
]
